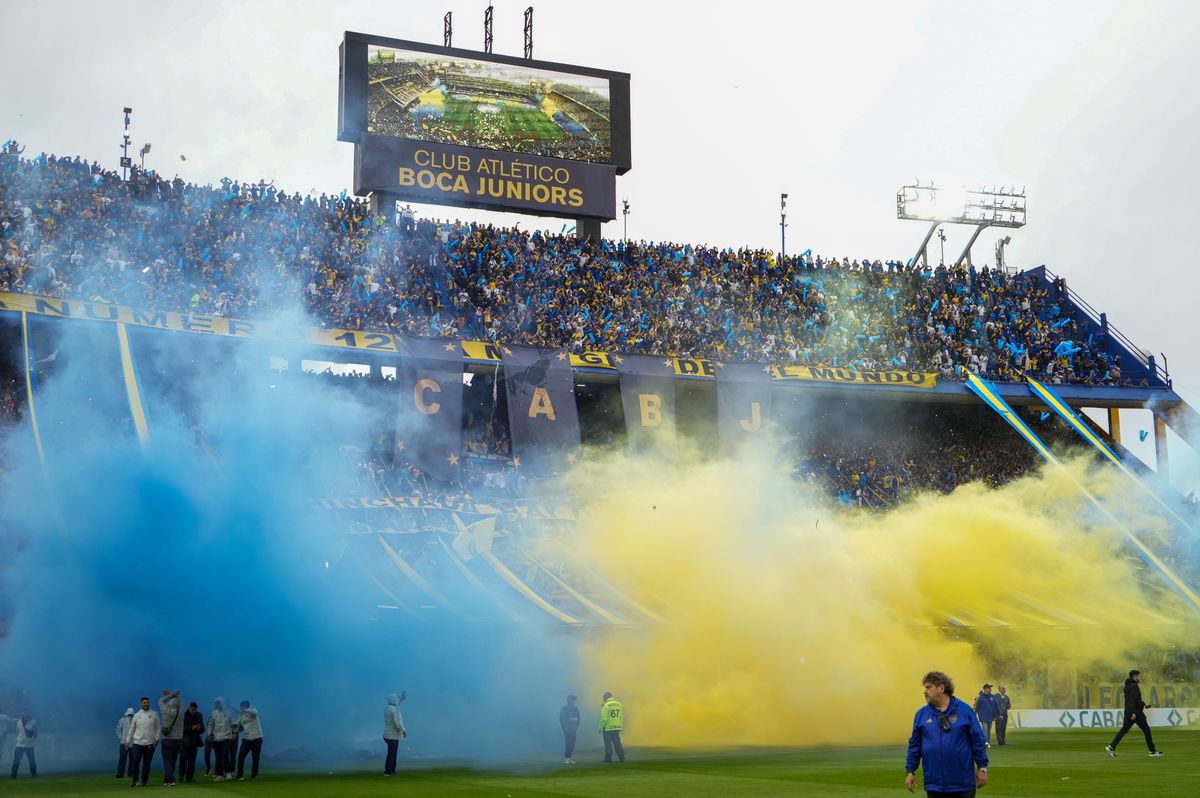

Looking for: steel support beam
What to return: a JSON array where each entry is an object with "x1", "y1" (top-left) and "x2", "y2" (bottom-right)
[
  {"x1": 909, "y1": 222, "x2": 940, "y2": 270},
  {"x1": 954, "y1": 223, "x2": 991, "y2": 268}
]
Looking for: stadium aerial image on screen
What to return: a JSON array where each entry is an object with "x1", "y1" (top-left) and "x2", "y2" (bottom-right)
[{"x1": 366, "y1": 46, "x2": 612, "y2": 163}]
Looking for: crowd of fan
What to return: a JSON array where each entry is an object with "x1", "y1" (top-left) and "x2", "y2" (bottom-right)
[
  {"x1": 792, "y1": 410, "x2": 1081, "y2": 508},
  {"x1": 0, "y1": 142, "x2": 463, "y2": 338},
  {"x1": 0, "y1": 353, "x2": 19, "y2": 483},
  {"x1": 295, "y1": 368, "x2": 1077, "y2": 512},
  {"x1": 0, "y1": 141, "x2": 1137, "y2": 386}
]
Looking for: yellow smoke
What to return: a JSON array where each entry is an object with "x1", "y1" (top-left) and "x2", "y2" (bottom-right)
[{"x1": 558, "y1": 447, "x2": 1198, "y2": 747}]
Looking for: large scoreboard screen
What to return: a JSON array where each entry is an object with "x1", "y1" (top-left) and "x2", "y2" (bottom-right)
[{"x1": 339, "y1": 32, "x2": 630, "y2": 220}]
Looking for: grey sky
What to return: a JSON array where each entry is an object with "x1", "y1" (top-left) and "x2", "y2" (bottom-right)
[{"x1": 2, "y1": 0, "x2": 1198, "y2": 477}]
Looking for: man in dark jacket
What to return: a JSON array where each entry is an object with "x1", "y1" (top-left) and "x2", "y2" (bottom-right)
[
  {"x1": 1106, "y1": 670, "x2": 1163, "y2": 757},
  {"x1": 994, "y1": 686, "x2": 1011, "y2": 745},
  {"x1": 559, "y1": 695, "x2": 581, "y2": 764},
  {"x1": 906, "y1": 671, "x2": 988, "y2": 796},
  {"x1": 180, "y1": 702, "x2": 204, "y2": 783},
  {"x1": 973, "y1": 685, "x2": 997, "y2": 748}
]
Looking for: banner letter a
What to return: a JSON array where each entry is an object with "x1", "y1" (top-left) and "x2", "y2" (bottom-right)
[{"x1": 529, "y1": 386, "x2": 557, "y2": 420}]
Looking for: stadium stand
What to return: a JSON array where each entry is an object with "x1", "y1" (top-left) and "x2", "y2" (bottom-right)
[
  {"x1": 788, "y1": 398, "x2": 1084, "y2": 508},
  {"x1": 0, "y1": 142, "x2": 1148, "y2": 388},
  {"x1": 4, "y1": 140, "x2": 1198, "y2": 632}
]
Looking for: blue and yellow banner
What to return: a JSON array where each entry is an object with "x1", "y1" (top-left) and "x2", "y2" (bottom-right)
[
  {"x1": 965, "y1": 372, "x2": 1058, "y2": 464},
  {"x1": 1027, "y1": 377, "x2": 1195, "y2": 534},
  {"x1": 771, "y1": 364, "x2": 938, "y2": 388},
  {"x1": 966, "y1": 372, "x2": 1200, "y2": 612},
  {"x1": 1, "y1": 291, "x2": 938, "y2": 389}
]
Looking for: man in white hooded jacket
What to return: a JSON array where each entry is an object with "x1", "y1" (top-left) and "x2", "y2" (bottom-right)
[
  {"x1": 205, "y1": 698, "x2": 233, "y2": 782},
  {"x1": 234, "y1": 701, "x2": 263, "y2": 781},
  {"x1": 10, "y1": 710, "x2": 38, "y2": 779},
  {"x1": 115, "y1": 708, "x2": 134, "y2": 779},
  {"x1": 383, "y1": 692, "x2": 406, "y2": 776},
  {"x1": 123, "y1": 697, "x2": 161, "y2": 787}
]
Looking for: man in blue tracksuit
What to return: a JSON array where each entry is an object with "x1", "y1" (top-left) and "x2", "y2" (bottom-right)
[
  {"x1": 973, "y1": 684, "x2": 997, "y2": 748},
  {"x1": 905, "y1": 671, "x2": 989, "y2": 797}
]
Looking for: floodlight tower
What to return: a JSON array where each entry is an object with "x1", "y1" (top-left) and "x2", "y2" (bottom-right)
[
  {"x1": 780, "y1": 193, "x2": 788, "y2": 260},
  {"x1": 897, "y1": 181, "x2": 1026, "y2": 269},
  {"x1": 524, "y1": 6, "x2": 533, "y2": 58},
  {"x1": 484, "y1": 3, "x2": 493, "y2": 53}
]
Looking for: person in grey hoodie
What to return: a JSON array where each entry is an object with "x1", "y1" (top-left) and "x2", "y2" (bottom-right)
[
  {"x1": 205, "y1": 698, "x2": 233, "y2": 781},
  {"x1": 115, "y1": 708, "x2": 135, "y2": 778},
  {"x1": 227, "y1": 717, "x2": 240, "y2": 778},
  {"x1": 0, "y1": 708, "x2": 11, "y2": 767},
  {"x1": 158, "y1": 690, "x2": 184, "y2": 786},
  {"x1": 382, "y1": 692, "x2": 407, "y2": 776},
  {"x1": 9, "y1": 710, "x2": 36, "y2": 779},
  {"x1": 234, "y1": 701, "x2": 263, "y2": 781}
]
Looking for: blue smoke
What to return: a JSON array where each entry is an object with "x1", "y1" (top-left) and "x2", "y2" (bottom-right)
[{"x1": 0, "y1": 316, "x2": 578, "y2": 771}]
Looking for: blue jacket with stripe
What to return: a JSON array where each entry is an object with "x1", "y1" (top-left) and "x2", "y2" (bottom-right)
[{"x1": 905, "y1": 696, "x2": 988, "y2": 792}]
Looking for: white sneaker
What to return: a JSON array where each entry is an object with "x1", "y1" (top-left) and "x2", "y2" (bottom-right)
[
  {"x1": 568, "y1": 758, "x2": 576, "y2": 764},
  {"x1": 1105, "y1": 745, "x2": 1116, "y2": 757},
  {"x1": 1149, "y1": 751, "x2": 1165, "y2": 757},
  {"x1": 564, "y1": 758, "x2": 571, "y2": 764}
]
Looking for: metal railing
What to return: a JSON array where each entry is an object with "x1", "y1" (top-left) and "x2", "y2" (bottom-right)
[{"x1": 1039, "y1": 267, "x2": 1170, "y2": 387}]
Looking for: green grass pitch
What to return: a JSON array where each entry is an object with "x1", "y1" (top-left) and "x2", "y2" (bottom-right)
[
  {"x1": 6, "y1": 730, "x2": 1193, "y2": 796},
  {"x1": 441, "y1": 97, "x2": 564, "y2": 144}
]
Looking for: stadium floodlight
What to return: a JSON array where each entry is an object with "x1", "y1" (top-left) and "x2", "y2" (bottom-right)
[
  {"x1": 780, "y1": 193, "x2": 788, "y2": 260},
  {"x1": 996, "y1": 234, "x2": 1012, "y2": 270},
  {"x1": 524, "y1": 6, "x2": 533, "y2": 59},
  {"x1": 897, "y1": 182, "x2": 1026, "y2": 228},
  {"x1": 484, "y1": 3, "x2": 493, "y2": 54},
  {"x1": 121, "y1": 107, "x2": 133, "y2": 181},
  {"x1": 897, "y1": 180, "x2": 1026, "y2": 269},
  {"x1": 139, "y1": 143, "x2": 152, "y2": 169},
  {"x1": 621, "y1": 199, "x2": 630, "y2": 243}
]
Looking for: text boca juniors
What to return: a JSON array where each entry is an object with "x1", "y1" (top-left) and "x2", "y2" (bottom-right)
[{"x1": 398, "y1": 148, "x2": 585, "y2": 209}]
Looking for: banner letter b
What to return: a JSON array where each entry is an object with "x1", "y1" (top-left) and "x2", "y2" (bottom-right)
[{"x1": 639, "y1": 393, "x2": 662, "y2": 427}]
